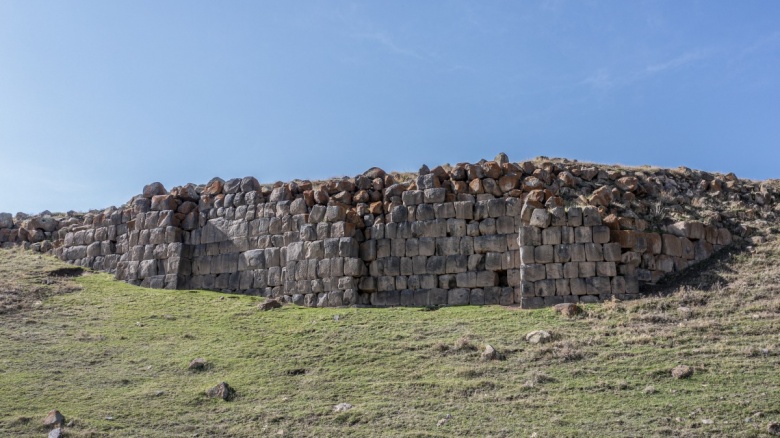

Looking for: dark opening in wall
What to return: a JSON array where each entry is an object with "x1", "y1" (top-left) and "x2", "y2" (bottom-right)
[{"x1": 497, "y1": 270, "x2": 508, "y2": 287}]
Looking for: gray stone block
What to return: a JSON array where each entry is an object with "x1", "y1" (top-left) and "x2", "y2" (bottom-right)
[
  {"x1": 474, "y1": 235, "x2": 507, "y2": 253},
  {"x1": 424, "y1": 188, "x2": 446, "y2": 204},
  {"x1": 518, "y1": 226, "x2": 541, "y2": 246},
  {"x1": 546, "y1": 263, "x2": 563, "y2": 279},
  {"x1": 534, "y1": 279, "x2": 556, "y2": 296},
  {"x1": 584, "y1": 243, "x2": 603, "y2": 262},
  {"x1": 447, "y1": 288, "x2": 470, "y2": 305},
  {"x1": 454, "y1": 201, "x2": 474, "y2": 220}
]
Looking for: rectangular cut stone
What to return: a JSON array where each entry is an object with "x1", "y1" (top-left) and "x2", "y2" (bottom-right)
[
  {"x1": 570, "y1": 244, "x2": 586, "y2": 262},
  {"x1": 476, "y1": 270, "x2": 498, "y2": 287},
  {"x1": 574, "y1": 227, "x2": 592, "y2": 243},
  {"x1": 542, "y1": 227, "x2": 562, "y2": 245},
  {"x1": 534, "y1": 245, "x2": 554, "y2": 264},
  {"x1": 553, "y1": 244, "x2": 571, "y2": 263},
  {"x1": 646, "y1": 233, "x2": 662, "y2": 254},
  {"x1": 496, "y1": 216, "x2": 515, "y2": 234},
  {"x1": 588, "y1": 276, "x2": 612, "y2": 295},
  {"x1": 578, "y1": 261, "x2": 596, "y2": 278},
  {"x1": 596, "y1": 261, "x2": 617, "y2": 277},
  {"x1": 470, "y1": 288, "x2": 485, "y2": 305},
  {"x1": 560, "y1": 227, "x2": 575, "y2": 244},
  {"x1": 603, "y1": 242, "x2": 622, "y2": 262},
  {"x1": 555, "y1": 279, "x2": 570, "y2": 295},
  {"x1": 520, "y1": 246, "x2": 535, "y2": 264},
  {"x1": 567, "y1": 207, "x2": 583, "y2": 226},
  {"x1": 521, "y1": 264, "x2": 546, "y2": 282},
  {"x1": 611, "y1": 276, "x2": 627, "y2": 294},
  {"x1": 584, "y1": 243, "x2": 603, "y2": 262},
  {"x1": 448, "y1": 288, "x2": 470, "y2": 305},
  {"x1": 454, "y1": 201, "x2": 474, "y2": 220},
  {"x1": 563, "y1": 262, "x2": 578, "y2": 278},
  {"x1": 474, "y1": 235, "x2": 507, "y2": 253},
  {"x1": 662, "y1": 234, "x2": 682, "y2": 257},
  {"x1": 592, "y1": 225, "x2": 611, "y2": 244},
  {"x1": 518, "y1": 227, "x2": 542, "y2": 246},
  {"x1": 611, "y1": 230, "x2": 636, "y2": 249},
  {"x1": 546, "y1": 263, "x2": 563, "y2": 279},
  {"x1": 534, "y1": 279, "x2": 556, "y2": 297},
  {"x1": 680, "y1": 237, "x2": 695, "y2": 260},
  {"x1": 570, "y1": 278, "x2": 586, "y2": 295},
  {"x1": 582, "y1": 206, "x2": 601, "y2": 226}
]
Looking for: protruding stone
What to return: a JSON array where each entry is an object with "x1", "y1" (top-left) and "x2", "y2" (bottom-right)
[
  {"x1": 258, "y1": 299, "x2": 282, "y2": 311},
  {"x1": 142, "y1": 182, "x2": 167, "y2": 198},
  {"x1": 206, "y1": 382, "x2": 236, "y2": 401},
  {"x1": 43, "y1": 410, "x2": 65, "y2": 428},
  {"x1": 525, "y1": 330, "x2": 552, "y2": 344},
  {"x1": 671, "y1": 365, "x2": 693, "y2": 379}
]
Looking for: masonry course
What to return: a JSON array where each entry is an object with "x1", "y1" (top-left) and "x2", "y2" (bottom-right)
[{"x1": 1, "y1": 154, "x2": 777, "y2": 308}]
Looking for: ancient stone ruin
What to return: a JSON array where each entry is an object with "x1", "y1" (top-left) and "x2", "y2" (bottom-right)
[{"x1": 1, "y1": 154, "x2": 777, "y2": 308}]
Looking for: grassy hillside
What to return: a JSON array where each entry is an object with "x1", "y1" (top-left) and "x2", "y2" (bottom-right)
[{"x1": 1, "y1": 243, "x2": 779, "y2": 437}]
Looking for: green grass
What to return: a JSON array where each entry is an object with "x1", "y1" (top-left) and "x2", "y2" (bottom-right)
[{"x1": 1, "y1": 245, "x2": 780, "y2": 437}]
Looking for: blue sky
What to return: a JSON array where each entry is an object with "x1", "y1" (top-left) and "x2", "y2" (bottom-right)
[{"x1": 2, "y1": 1, "x2": 779, "y2": 214}]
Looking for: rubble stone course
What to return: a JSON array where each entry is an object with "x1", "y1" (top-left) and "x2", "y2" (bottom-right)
[{"x1": 2, "y1": 154, "x2": 776, "y2": 308}]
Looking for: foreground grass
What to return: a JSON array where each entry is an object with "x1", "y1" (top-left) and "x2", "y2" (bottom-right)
[{"x1": 1, "y1": 246, "x2": 780, "y2": 437}]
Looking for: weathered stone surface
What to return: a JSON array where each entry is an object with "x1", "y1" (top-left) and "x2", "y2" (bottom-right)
[
  {"x1": 671, "y1": 365, "x2": 693, "y2": 379},
  {"x1": 143, "y1": 182, "x2": 167, "y2": 198},
  {"x1": 206, "y1": 382, "x2": 236, "y2": 401},
  {"x1": 258, "y1": 299, "x2": 282, "y2": 311},
  {"x1": 525, "y1": 330, "x2": 551, "y2": 344},
  {"x1": 43, "y1": 410, "x2": 65, "y2": 428}
]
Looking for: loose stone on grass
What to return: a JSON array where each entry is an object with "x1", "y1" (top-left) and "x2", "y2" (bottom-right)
[
  {"x1": 258, "y1": 299, "x2": 282, "y2": 311},
  {"x1": 480, "y1": 344, "x2": 505, "y2": 361},
  {"x1": 671, "y1": 365, "x2": 694, "y2": 379},
  {"x1": 525, "y1": 330, "x2": 552, "y2": 344},
  {"x1": 553, "y1": 303, "x2": 582, "y2": 318},
  {"x1": 334, "y1": 403, "x2": 353, "y2": 412},
  {"x1": 206, "y1": 382, "x2": 236, "y2": 401},
  {"x1": 188, "y1": 357, "x2": 208, "y2": 371},
  {"x1": 43, "y1": 410, "x2": 65, "y2": 428}
]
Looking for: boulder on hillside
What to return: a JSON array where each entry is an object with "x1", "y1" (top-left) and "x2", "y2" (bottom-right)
[
  {"x1": 206, "y1": 382, "x2": 235, "y2": 401},
  {"x1": 43, "y1": 410, "x2": 65, "y2": 428}
]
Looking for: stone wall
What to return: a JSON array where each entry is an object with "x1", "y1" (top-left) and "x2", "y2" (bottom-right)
[
  {"x1": 1, "y1": 154, "x2": 775, "y2": 308},
  {"x1": 516, "y1": 205, "x2": 732, "y2": 308}
]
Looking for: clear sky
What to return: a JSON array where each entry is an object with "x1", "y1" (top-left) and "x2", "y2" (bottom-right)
[{"x1": 2, "y1": 1, "x2": 779, "y2": 214}]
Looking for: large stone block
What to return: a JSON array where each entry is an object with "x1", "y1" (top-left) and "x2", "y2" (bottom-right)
[
  {"x1": 531, "y1": 245, "x2": 551, "y2": 264},
  {"x1": 447, "y1": 288, "x2": 471, "y2": 305},
  {"x1": 521, "y1": 264, "x2": 546, "y2": 282},
  {"x1": 662, "y1": 234, "x2": 682, "y2": 257}
]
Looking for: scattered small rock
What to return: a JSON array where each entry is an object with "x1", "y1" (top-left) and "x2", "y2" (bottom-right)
[
  {"x1": 43, "y1": 410, "x2": 65, "y2": 428},
  {"x1": 480, "y1": 344, "x2": 505, "y2": 361},
  {"x1": 334, "y1": 403, "x2": 353, "y2": 412},
  {"x1": 206, "y1": 382, "x2": 236, "y2": 401},
  {"x1": 671, "y1": 365, "x2": 694, "y2": 379},
  {"x1": 525, "y1": 330, "x2": 552, "y2": 344},
  {"x1": 437, "y1": 414, "x2": 452, "y2": 427},
  {"x1": 643, "y1": 385, "x2": 656, "y2": 395},
  {"x1": 769, "y1": 422, "x2": 780, "y2": 436},
  {"x1": 553, "y1": 303, "x2": 582, "y2": 318},
  {"x1": 105, "y1": 416, "x2": 114, "y2": 421},
  {"x1": 258, "y1": 299, "x2": 282, "y2": 311},
  {"x1": 702, "y1": 419, "x2": 713, "y2": 425},
  {"x1": 188, "y1": 357, "x2": 208, "y2": 371}
]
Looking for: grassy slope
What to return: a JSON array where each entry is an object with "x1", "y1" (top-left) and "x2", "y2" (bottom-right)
[{"x1": 1, "y1": 245, "x2": 779, "y2": 437}]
